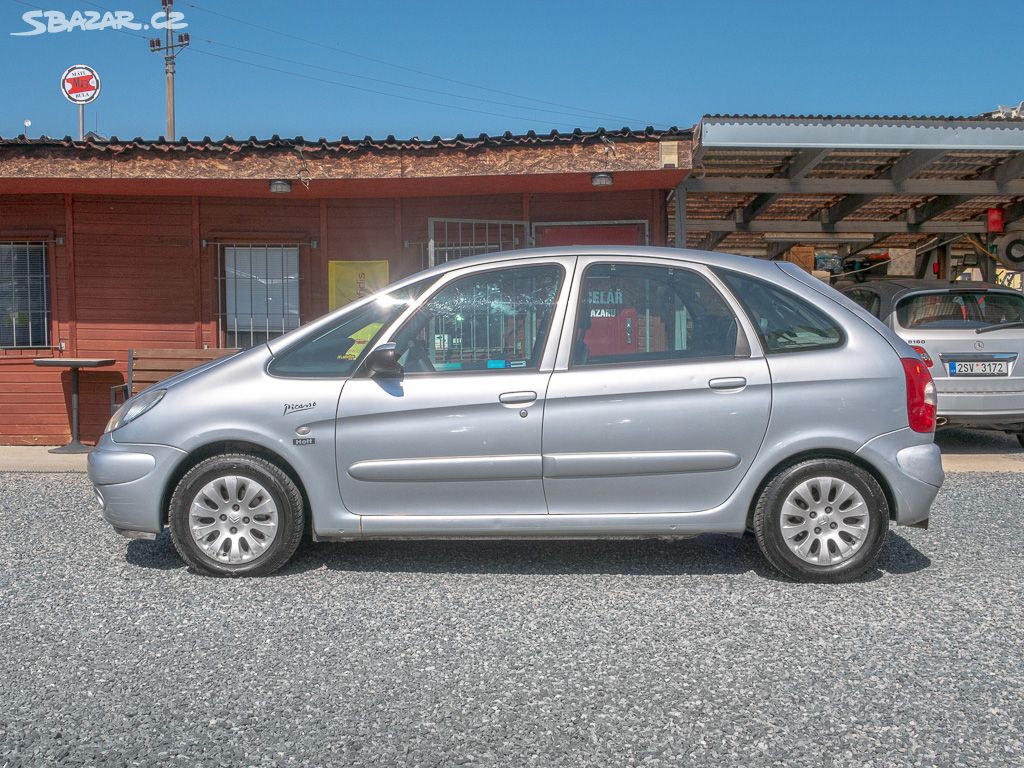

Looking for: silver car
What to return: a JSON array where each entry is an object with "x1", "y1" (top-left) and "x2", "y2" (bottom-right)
[
  {"x1": 89, "y1": 247, "x2": 943, "y2": 582},
  {"x1": 842, "y1": 279, "x2": 1024, "y2": 447}
]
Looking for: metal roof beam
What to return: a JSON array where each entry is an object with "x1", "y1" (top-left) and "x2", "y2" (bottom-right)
[
  {"x1": 673, "y1": 183, "x2": 687, "y2": 248},
  {"x1": 848, "y1": 235, "x2": 888, "y2": 256},
  {"x1": 682, "y1": 177, "x2": 1024, "y2": 195},
  {"x1": 991, "y1": 152, "x2": 1024, "y2": 184},
  {"x1": 1002, "y1": 200, "x2": 1024, "y2": 225},
  {"x1": 702, "y1": 150, "x2": 831, "y2": 250},
  {"x1": 698, "y1": 117, "x2": 1024, "y2": 151},
  {"x1": 906, "y1": 195, "x2": 974, "y2": 226},
  {"x1": 683, "y1": 219, "x2": 988, "y2": 234},
  {"x1": 887, "y1": 149, "x2": 946, "y2": 183},
  {"x1": 701, "y1": 231, "x2": 731, "y2": 250},
  {"x1": 787, "y1": 148, "x2": 830, "y2": 179},
  {"x1": 820, "y1": 194, "x2": 875, "y2": 225},
  {"x1": 703, "y1": 192, "x2": 777, "y2": 249}
]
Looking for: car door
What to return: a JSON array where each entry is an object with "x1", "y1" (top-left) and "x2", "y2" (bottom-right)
[
  {"x1": 542, "y1": 257, "x2": 772, "y2": 515},
  {"x1": 336, "y1": 258, "x2": 573, "y2": 516}
]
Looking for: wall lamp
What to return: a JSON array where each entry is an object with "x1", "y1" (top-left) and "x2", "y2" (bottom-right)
[
  {"x1": 269, "y1": 179, "x2": 292, "y2": 194},
  {"x1": 591, "y1": 172, "x2": 614, "y2": 187}
]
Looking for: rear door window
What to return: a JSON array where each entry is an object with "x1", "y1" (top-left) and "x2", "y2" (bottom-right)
[
  {"x1": 572, "y1": 263, "x2": 741, "y2": 366},
  {"x1": 715, "y1": 269, "x2": 844, "y2": 354},
  {"x1": 896, "y1": 291, "x2": 1024, "y2": 330}
]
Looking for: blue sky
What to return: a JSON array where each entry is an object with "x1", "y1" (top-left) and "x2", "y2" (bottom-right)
[{"x1": 1, "y1": 0, "x2": 1021, "y2": 140}]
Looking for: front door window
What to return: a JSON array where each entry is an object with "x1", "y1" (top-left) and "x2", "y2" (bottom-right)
[{"x1": 390, "y1": 264, "x2": 563, "y2": 373}]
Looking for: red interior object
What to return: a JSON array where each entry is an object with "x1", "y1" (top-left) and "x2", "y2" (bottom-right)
[{"x1": 987, "y1": 207, "x2": 1005, "y2": 233}]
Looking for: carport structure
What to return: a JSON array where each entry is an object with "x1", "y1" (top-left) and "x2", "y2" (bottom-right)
[{"x1": 671, "y1": 114, "x2": 1024, "y2": 271}]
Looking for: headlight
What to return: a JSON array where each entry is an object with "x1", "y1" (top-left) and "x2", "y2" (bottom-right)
[{"x1": 105, "y1": 389, "x2": 166, "y2": 433}]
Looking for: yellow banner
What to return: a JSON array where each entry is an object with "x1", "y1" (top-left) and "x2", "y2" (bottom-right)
[{"x1": 327, "y1": 260, "x2": 390, "y2": 310}]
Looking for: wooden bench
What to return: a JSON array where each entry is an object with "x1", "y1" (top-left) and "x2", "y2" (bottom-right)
[{"x1": 110, "y1": 347, "x2": 240, "y2": 412}]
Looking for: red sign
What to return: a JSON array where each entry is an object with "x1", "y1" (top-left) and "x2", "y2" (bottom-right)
[
  {"x1": 60, "y1": 65, "x2": 100, "y2": 104},
  {"x1": 987, "y1": 207, "x2": 1005, "y2": 233}
]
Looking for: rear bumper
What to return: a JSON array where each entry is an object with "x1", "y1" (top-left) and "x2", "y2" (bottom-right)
[
  {"x1": 88, "y1": 433, "x2": 187, "y2": 535},
  {"x1": 856, "y1": 429, "x2": 943, "y2": 527},
  {"x1": 936, "y1": 389, "x2": 1024, "y2": 429}
]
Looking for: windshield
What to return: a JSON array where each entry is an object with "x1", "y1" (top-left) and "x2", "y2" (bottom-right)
[
  {"x1": 896, "y1": 291, "x2": 1024, "y2": 330},
  {"x1": 268, "y1": 279, "x2": 432, "y2": 378}
]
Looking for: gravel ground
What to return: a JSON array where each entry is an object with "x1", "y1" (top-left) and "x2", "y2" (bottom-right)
[{"x1": 0, "y1": 472, "x2": 1021, "y2": 767}]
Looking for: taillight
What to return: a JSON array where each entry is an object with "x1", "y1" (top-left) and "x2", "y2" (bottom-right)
[
  {"x1": 901, "y1": 357, "x2": 937, "y2": 433},
  {"x1": 911, "y1": 345, "x2": 933, "y2": 367}
]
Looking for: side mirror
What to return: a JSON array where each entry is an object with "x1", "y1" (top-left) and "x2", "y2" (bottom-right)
[{"x1": 364, "y1": 342, "x2": 403, "y2": 377}]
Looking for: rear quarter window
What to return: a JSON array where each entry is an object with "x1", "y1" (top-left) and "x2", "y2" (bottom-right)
[{"x1": 714, "y1": 269, "x2": 844, "y2": 354}]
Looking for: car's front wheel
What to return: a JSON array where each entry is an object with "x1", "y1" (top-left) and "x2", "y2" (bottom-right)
[
  {"x1": 169, "y1": 453, "x2": 304, "y2": 577},
  {"x1": 753, "y1": 458, "x2": 889, "y2": 583}
]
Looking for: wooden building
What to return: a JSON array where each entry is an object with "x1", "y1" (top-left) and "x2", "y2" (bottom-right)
[{"x1": 0, "y1": 128, "x2": 691, "y2": 444}]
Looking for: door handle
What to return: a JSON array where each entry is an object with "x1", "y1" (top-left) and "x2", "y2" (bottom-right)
[
  {"x1": 708, "y1": 377, "x2": 747, "y2": 391},
  {"x1": 499, "y1": 391, "x2": 538, "y2": 405}
]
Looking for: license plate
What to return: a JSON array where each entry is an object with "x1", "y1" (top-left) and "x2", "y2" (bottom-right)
[{"x1": 948, "y1": 361, "x2": 1009, "y2": 376}]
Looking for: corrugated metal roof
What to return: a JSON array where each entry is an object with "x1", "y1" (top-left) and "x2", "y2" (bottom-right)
[
  {"x1": 0, "y1": 126, "x2": 689, "y2": 154},
  {"x1": 703, "y1": 113, "x2": 1024, "y2": 123}
]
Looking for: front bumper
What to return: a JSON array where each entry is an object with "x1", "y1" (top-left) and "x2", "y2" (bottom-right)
[
  {"x1": 88, "y1": 433, "x2": 187, "y2": 536},
  {"x1": 856, "y1": 429, "x2": 944, "y2": 527}
]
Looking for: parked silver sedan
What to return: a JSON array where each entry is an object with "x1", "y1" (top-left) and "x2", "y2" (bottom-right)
[
  {"x1": 842, "y1": 279, "x2": 1024, "y2": 447},
  {"x1": 89, "y1": 247, "x2": 943, "y2": 582}
]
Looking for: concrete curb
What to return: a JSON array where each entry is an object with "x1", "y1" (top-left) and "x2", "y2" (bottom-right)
[{"x1": 0, "y1": 447, "x2": 88, "y2": 473}]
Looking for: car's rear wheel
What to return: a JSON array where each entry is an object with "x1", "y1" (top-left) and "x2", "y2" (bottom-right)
[
  {"x1": 753, "y1": 458, "x2": 889, "y2": 583},
  {"x1": 169, "y1": 453, "x2": 304, "y2": 577}
]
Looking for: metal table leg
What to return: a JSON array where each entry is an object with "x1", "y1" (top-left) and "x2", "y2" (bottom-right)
[{"x1": 50, "y1": 366, "x2": 89, "y2": 454}]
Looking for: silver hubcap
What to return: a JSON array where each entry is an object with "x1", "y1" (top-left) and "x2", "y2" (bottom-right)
[
  {"x1": 779, "y1": 476, "x2": 870, "y2": 566},
  {"x1": 189, "y1": 475, "x2": 279, "y2": 565}
]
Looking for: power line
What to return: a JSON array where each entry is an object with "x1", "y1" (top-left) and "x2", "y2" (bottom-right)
[
  {"x1": 198, "y1": 36, "x2": 654, "y2": 126},
  {"x1": 182, "y1": 1, "x2": 654, "y2": 125},
  {"x1": 188, "y1": 46, "x2": 571, "y2": 125}
]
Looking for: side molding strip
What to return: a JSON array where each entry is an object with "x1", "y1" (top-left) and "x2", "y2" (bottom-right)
[{"x1": 543, "y1": 450, "x2": 740, "y2": 478}]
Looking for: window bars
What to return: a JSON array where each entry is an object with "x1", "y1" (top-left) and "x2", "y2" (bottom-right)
[
  {"x1": 0, "y1": 242, "x2": 50, "y2": 349},
  {"x1": 426, "y1": 219, "x2": 529, "y2": 268},
  {"x1": 216, "y1": 244, "x2": 301, "y2": 349}
]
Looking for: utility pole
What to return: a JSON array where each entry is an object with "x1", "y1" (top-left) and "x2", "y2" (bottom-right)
[{"x1": 148, "y1": 0, "x2": 189, "y2": 139}]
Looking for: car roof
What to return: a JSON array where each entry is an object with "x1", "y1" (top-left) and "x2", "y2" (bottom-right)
[
  {"x1": 843, "y1": 278, "x2": 1013, "y2": 298},
  {"x1": 401, "y1": 245, "x2": 783, "y2": 286}
]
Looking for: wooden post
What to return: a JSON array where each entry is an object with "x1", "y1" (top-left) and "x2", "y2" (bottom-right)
[
  {"x1": 62, "y1": 194, "x2": 77, "y2": 355},
  {"x1": 191, "y1": 196, "x2": 202, "y2": 346}
]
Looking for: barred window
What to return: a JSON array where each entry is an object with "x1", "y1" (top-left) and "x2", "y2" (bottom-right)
[
  {"x1": 217, "y1": 244, "x2": 301, "y2": 348},
  {"x1": 1, "y1": 242, "x2": 50, "y2": 349}
]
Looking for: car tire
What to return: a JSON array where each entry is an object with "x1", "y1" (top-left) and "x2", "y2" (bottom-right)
[
  {"x1": 169, "y1": 453, "x2": 304, "y2": 577},
  {"x1": 753, "y1": 458, "x2": 889, "y2": 583}
]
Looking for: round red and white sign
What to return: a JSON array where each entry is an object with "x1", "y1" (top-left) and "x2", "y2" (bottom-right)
[{"x1": 60, "y1": 65, "x2": 100, "y2": 104}]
